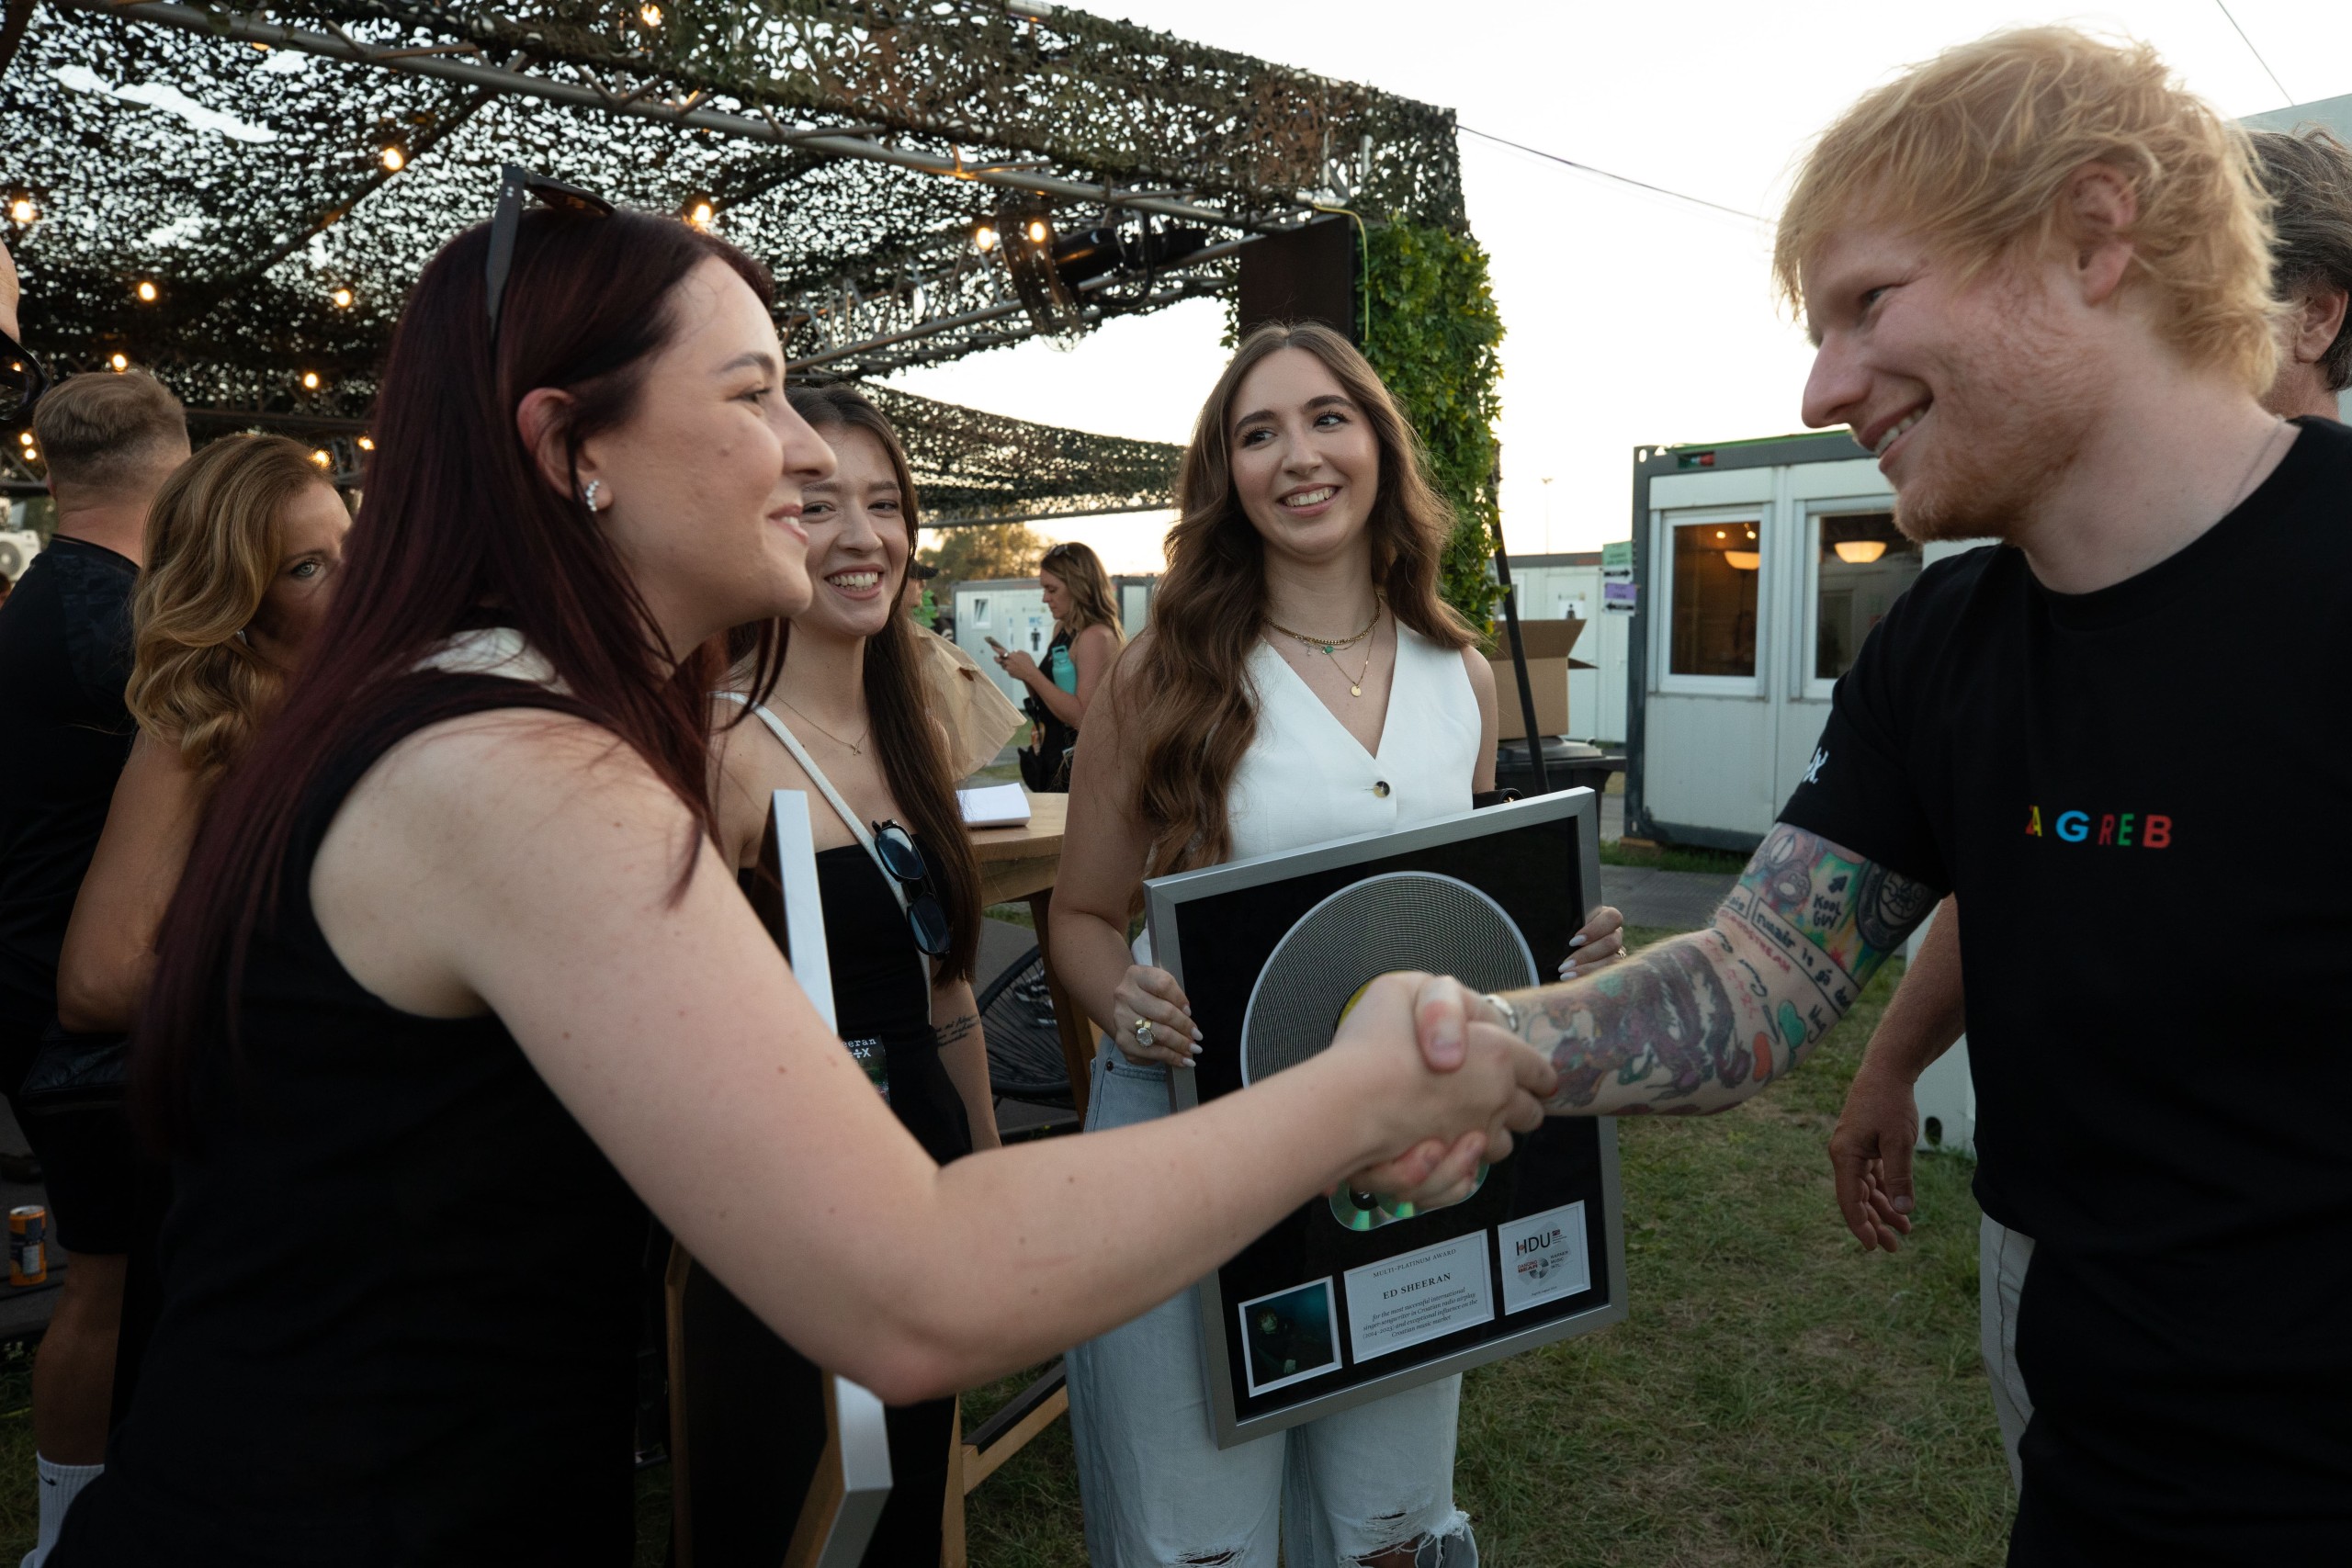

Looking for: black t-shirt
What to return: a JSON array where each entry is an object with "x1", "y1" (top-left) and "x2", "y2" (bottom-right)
[
  {"x1": 1781, "y1": 416, "x2": 2352, "y2": 1551},
  {"x1": 0, "y1": 536, "x2": 138, "y2": 1061}
]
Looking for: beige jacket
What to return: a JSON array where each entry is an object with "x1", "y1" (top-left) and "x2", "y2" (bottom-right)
[{"x1": 917, "y1": 626, "x2": 1026, "y2": 779}]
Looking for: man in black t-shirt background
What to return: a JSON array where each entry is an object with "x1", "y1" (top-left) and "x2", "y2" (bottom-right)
[
  {"x1": 1823, "y1": 120, "x2": 2352, "y2": 1497},
  {"x1": 0, "y1": 242, "x2": 190, "y2": 1564},
  {"x1": 1392, "y1": 27, "x2": 2352, "y2": 1562}
]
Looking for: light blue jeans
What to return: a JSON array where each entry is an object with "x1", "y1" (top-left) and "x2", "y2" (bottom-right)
[
  {"x1": 1065, "y1": 1047, "x2": 1478, "y2": 1567},
  {"x1": 1980, "y1": 1215, "x2": 2036, "y2": 1493}
]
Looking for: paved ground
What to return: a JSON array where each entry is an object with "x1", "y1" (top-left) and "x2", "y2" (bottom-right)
[{"x1": 1598, "y1": 863, "x2": 1738, "y2": 931}]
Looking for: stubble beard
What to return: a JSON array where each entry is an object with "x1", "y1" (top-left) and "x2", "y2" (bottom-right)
[{"x1": 1890, "y1": 291, "x2": 2103, "y2": 547}]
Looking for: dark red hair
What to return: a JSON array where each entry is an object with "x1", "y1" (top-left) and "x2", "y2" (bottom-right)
[{"x1": 135, "y1": 207, "x2": 777, "y2": 1146}]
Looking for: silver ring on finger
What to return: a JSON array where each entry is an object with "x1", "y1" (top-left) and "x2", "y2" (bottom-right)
[{"x1": 1133, "y1": 1018, "x2": 1156, "y2": 1051}]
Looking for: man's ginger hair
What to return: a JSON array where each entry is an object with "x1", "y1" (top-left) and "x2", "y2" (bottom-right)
[{"x1": 1774, "y1": 28, "x2": 2281, "y2": 394}]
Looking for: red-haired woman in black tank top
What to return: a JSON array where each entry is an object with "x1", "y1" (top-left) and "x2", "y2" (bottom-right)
[{"x1": 53, "y1": 192, "x2": 1555, "y2": 1564}]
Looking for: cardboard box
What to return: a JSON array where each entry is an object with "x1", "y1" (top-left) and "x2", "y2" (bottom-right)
[{"x1": 1487, "y1": 619, "x2": 1597, "y2": 740}]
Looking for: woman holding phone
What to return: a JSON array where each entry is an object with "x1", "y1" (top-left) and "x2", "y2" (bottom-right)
[
  {"x1": 53, "y1": 193, "x2": 1553, "y2": 1565},
  {"x1": 992, "y1": 539, "x2": 1121, "y2": 792}
]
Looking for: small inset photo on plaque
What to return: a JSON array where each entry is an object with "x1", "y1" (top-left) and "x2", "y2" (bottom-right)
[{"x1": 1238, "y1": 1280, "x2": 1341, "y2": 1396}]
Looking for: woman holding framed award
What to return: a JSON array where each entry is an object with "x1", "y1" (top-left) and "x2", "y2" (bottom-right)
[
  {"x1": 1051, "y1": 323, "x2": 1625, "y2": 1567},
  {"x1": 53, "y1": 192, "x2": 1555, "y2": 1565}
]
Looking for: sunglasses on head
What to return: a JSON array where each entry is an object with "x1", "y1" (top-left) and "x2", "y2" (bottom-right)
[
  {"x1": 870, "y1": 820, "x2": 951, "y2": 959},
  {"x1": 484, "y1": 164, "x2": 615, "y2": 352},
  {"x1": 2, "y1": 328, "x2": 49, "y2": 435}
]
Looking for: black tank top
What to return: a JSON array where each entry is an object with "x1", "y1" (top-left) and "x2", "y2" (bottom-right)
[{"x1": 62, "y1": 675, "x2": 649, "y2": 1566}]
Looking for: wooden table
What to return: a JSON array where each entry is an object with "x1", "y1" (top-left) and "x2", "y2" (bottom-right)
[{"x1": 967, "y1": 791, "x2": 1098, "y2": 1123}]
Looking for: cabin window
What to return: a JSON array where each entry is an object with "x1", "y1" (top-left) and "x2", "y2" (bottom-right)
[
  {"x1": 1668, "y1": 517, "x2": 1759, "y2": 677},
  {"x1": 1814, "y1": 511, "x2": 1920, "y2": 680}
]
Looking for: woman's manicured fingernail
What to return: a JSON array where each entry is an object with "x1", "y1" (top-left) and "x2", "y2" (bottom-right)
[
  {"x1": 1560, "y1": 964, "x2": 1577, "y2": 980},
  {"x1": 1188, "y1": 1042, "x2": 1203, "y2": 1056},
  {"x1": 1569, "y1": 934, "x2": 1589, "y2": 949}
]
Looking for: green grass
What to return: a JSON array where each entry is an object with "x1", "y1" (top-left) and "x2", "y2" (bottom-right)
[
  {"x1": 965, "y1": 930, "x2": 2011, "y2": 1567},
  {"x1": 1600, "y1": 839, "x2": 1752, "y2": 876}
]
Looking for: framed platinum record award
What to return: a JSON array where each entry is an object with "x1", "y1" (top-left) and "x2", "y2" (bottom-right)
[{"x1": 1147, "y1": 790, "x2": 1628, "y2": 1448}]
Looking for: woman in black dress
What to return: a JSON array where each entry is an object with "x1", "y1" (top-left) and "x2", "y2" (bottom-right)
[
  {"x1": 695, "y1": 384, "x2": 995, "y2": 1564},
  {"x1": 55, "y1": 190, "x2": 1553, "y2": 1564}
]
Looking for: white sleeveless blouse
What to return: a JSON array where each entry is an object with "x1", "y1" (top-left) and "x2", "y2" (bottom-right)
[
  {"x1": 1130, "y1": 623, "x2": 1477, "y2": 969},
  {"x1": 1226, "y1": 622, "x2": 1479, "y2": 862}
]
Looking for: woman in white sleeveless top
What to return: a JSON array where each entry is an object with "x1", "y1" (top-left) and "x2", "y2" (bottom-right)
[{"x1": 1054, "y1": 324, "x2": 1625, "y2": 1566}]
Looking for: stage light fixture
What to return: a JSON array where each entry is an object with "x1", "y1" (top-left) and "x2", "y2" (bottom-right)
[
  {"x1": 19, "y1": 445, "x2": 34, "y2": 463},
  {"x1": 1725, "y1": 550, "x2": 1761, "y2": 571},
  {"x1": 17, "y1": 431, "x2": 31, "y2": 446},
  {"x1": 379, "y1": 142, "x2": 407, "y2": 173},
  {"x1": 109, "y1": 353, "x2": 129, "y2": 371},
  {"x1": 686, "y1": 197, "x2": 715, "y2": 229},
  {"x1": 310, "y1": 449, "x2": 332, "y2": 469},
  {"x1": 135, "y1": 280, "x2": 158, "y2": 303},
  {"x1": 639, "y1": 3, "x2": 663, "y2": 25},
  {"x1": 301, "y1": 370, "x2": 322, "y2": 389},
  {"x1": 1833, "y1": 539, "x2": 1888, "y2": 565},
  {"x1": 972, "y1": 223, "x2": 1000, "y2": 252},
  {"x1": 8, "y1": 197, "x2": 35, "y2": 224},
  {"x1": 1025, "y1": 218, "x2": 1050, "y2": 244},
  {"x1": 357, "y1": 435, "x2": 375, "y2": 451},
  {"x1": 332, "y1": 287, "x2": 355, "y2": 309}
]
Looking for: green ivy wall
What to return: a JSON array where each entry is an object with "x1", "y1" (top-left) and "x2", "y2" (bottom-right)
[{"x1": 1361, "y1": 220, "x2": 1505, "y2": 634}]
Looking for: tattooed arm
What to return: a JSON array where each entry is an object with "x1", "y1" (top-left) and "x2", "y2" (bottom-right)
[
  {"x1": 1489, "y1": 825, "x2": 1941, "y2": 1115},
  {"x1": 933, "y1": 976, "x2": 1002, "y2": 1150}
]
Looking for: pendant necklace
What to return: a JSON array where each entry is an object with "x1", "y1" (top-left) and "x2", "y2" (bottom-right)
[
  {"x1": 776, "y1": 694, "x2": 869, "y2": 756},
  {"x1": 1267, "y1": 595, "x2": 1383, "y2": 693}
]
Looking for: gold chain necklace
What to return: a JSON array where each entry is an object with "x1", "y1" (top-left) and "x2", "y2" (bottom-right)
[
  {"x1": 1329, "y1": 638, "x2": 1376, "y2": 698},
  {"x1": 1265, "y1": 594, "x2": 1381, "y2": 655},
  {"x1": 775, "y1": 694, "x2": 870, "y2": 756}
]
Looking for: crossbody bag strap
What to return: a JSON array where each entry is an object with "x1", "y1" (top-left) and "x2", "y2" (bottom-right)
[{"x1": 715, "y1": 692, "x2": 933, "y2": 1019}]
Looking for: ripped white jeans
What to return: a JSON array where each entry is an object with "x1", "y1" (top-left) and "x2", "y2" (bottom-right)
[{"x1": 1065, "y1": 1048, "x2": 1478, "y2": 1568}]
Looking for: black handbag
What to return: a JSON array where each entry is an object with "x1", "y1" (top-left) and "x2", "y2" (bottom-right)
[{"x1": 18, "y1": 1020, "x2": 128, "y2": 1113}]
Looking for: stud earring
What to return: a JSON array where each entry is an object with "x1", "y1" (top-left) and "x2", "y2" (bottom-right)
[{"x1": 582, "y1": 479, "x2": 605, "y2": 513}]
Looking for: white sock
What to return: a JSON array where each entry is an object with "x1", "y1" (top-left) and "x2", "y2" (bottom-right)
[{"x1": 22, "y1": 1454, "x2": 103, "y2": 1568}]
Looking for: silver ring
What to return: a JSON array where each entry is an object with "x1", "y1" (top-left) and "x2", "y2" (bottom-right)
[{"x1": 1133, "y1": 1018, "x2": 1156, "y2": 1050}]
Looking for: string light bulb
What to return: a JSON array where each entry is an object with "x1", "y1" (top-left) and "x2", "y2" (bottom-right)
[
  {"x1": 19, "y1": 445, "x2": 34, "y2": 463},
  {"x1": 8, "y1": 197, "x2": 34, "y2": 224},
  {"x1": 109, "y1": 353, "x2": 129, "y2": 372},
  {"x1": 301, "y1": 370, "x2": 321, "y2": 390},
  {"x1": 310, "y1": 449, "x2": 332, "y2": 469},
  {"x1": 135, "y1": 280, "x2": 158, "y2": 303},
  {"x1": 16, "y1": 430, "x2": 31, "y2": 446},
  {"x1": 973, "y1": 223, "x2": 999, "y2": 252},
  {"x1": 379, "y1": 143, "x2": 407, "y2": 173},
  {"x1": 356, "y1": 435, "x2": 375, "y2": 451},
  {"x1": 1025, "y1": 218, "x2": 1049, "y2": 243},
  {"x1": 686, "y1": 198, "x2": 714, "y2": 229},
  {"x1": 332, "y1": 287, "x2": 355, "y2": 309},
  {"x1": 639, "y1": 3, "x2": 663, "y2": 26}
]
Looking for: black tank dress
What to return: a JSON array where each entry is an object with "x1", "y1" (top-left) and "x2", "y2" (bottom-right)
[
  {"x1": 680, "y1": 838, "x2": 971, "y2": 1566},
  {"x1": 56, "y1": 676, "x2": 649, "y2": 1566}
]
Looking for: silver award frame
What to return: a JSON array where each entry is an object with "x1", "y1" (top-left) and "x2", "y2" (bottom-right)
[{"x1": 1147, "y1": 789, "x2": 1629, "y2": 1449}]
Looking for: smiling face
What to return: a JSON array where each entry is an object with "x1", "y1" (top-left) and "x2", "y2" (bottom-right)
[
  {"x1": 795, "y1": 423, "x2": 909, "y2": 642},
  {"x1": 1227, "y1": 347, "x2": 1381, "y2": 566},
  {"x1": 574, "y1": 256, "x2": 836, "y2": 649},
  {"x1": 1800, "y1": 221, "x2": 2109, "y2": 543},
  {"x1": 244, "y1": 481, "x2": 349, "y2": 665}
]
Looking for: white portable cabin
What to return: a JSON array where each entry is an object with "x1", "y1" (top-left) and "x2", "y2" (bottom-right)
[
  {"x1": 1498, "y1": 550, "x2": 1632, "y2": 746},
  {"x1": 1624, "y1": 433, "x2": 1982, "y2": 850}
]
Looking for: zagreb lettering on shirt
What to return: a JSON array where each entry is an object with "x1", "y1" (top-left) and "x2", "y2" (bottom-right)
[{"x1": 2022, "y1": 806, "x2": 2172, "y2": 848}]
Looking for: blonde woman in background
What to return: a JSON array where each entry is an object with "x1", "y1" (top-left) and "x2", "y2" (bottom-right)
[
  {"x1": 59, "y1": 434, "x2": 350, "y2": 1032},
  {"x1": 994, "y1": 538, "x2": 1121, "y2": 793}
]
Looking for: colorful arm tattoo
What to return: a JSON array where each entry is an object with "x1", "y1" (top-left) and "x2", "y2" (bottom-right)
[{"x1": 1501, "y1": 825, "x2": 1940, "y2": 1115}]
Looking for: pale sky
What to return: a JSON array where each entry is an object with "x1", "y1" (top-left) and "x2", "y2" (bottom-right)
[{"x1": 890, "y1": 0, "x2": 2352, "y2": 572}]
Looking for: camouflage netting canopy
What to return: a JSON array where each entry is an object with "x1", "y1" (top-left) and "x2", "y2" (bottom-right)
[{"x1": 0, "y1": 0, "x2": 1462, "y2": 509}]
